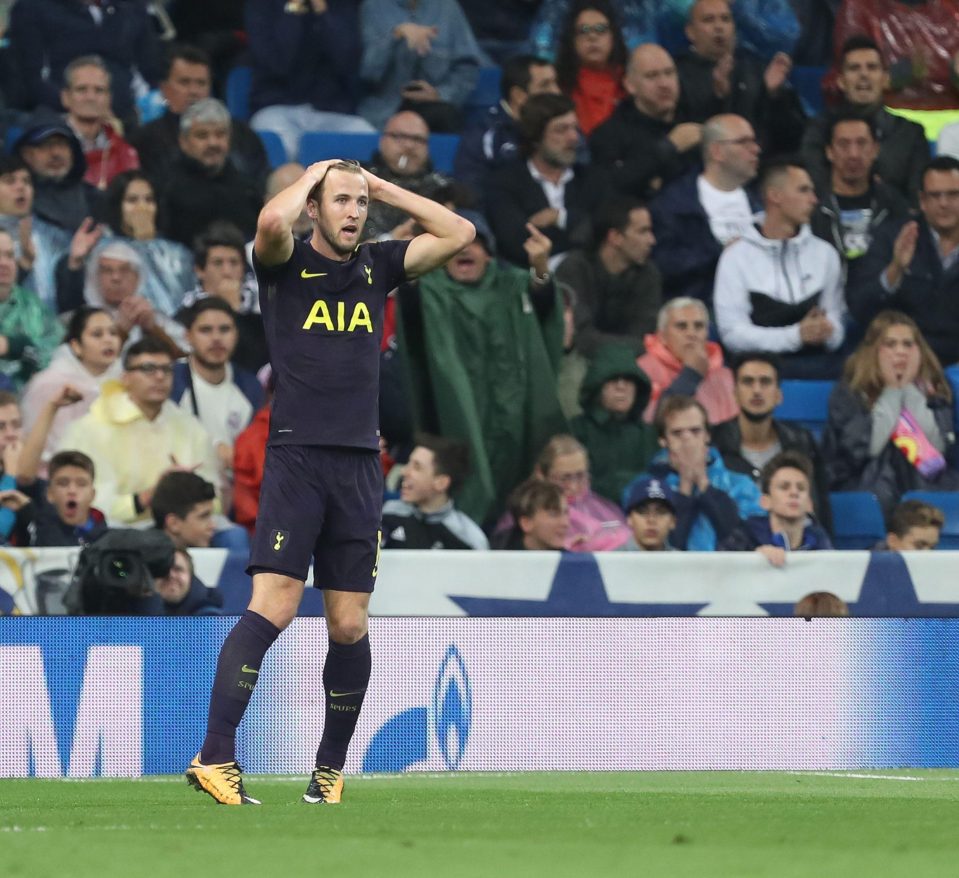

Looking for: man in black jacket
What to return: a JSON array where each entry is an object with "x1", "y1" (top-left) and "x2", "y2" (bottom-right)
[
  {"x1": 710, "y1": 352, "x2": 832, "y2": 531},
  {"x1": 590, "y1": 43, "x2": 701, "y2": 200},
  {"x1": 675, "y1": 0, "x2": 805, "y2": 156},
  {"x1": 801, "y1": 35, "x2": 929, "y2": 205}
]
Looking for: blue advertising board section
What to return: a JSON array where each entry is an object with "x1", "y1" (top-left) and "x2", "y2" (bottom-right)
[
  {"x1": 3, "y1": 617, "x2": 959, "y2": 777},
  {"x1": 2, "y1": 548, "x2": 959, "y2": 617}
]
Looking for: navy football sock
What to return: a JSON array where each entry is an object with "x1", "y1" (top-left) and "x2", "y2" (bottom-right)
[
  {"x1": 200, "y1": 610, "x2": 281, "y2": 765},
  {"x1": 315, "y1": 634, "x2": 372, "y2": 771}
]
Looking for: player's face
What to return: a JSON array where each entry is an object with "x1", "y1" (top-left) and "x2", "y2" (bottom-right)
[
  {"x1": 46, "y1": 465, "x2": 95, "y2": 526},
  {"x1": 735, "y1": 360, "x2": 781, "y2": 418},
  {"x1": 0, "y1": 232, "x2": 16, "y2": 292},
  {"x1": 838, "y1": 49, "x2": 887, "y2": 107},
  {"x1": 627, "y1": 501, "x2": 675, "y2": 550},
  {"x1": 188, "y1": 309, "x2": 237, "y2": 368},
  {"x1": 888, "y1": 525, "x2": 940, "y2": 551},
  {"x1": 62, "y1": 65, "x2": 111, "y2": 122},
  {"x1": 685, "y1": 0, "x2": 735, "y2": 61},
  {"x1": 0, "y1": 403, "x2": 22, "y2": 451},
  {"x1": 180, "y1": 122, "x2": 230, "y2": 172},
  {"x1": 169, "y1": 500, "x2": 215, "y2": 548},
  {"x1": 312, "y1": 170, "x2": 369, "y2": 256},
  {"x1": 97, "y1": 256, "x2": 139, "y2": 305},
  {"x1": 0, "y1": 169, "x2": 33, "y2": 216},
  {"x1": 120, "y1": 178, "x2": 157, "y2": 236},
  {"x1": 762, "y1": 467, "x2": 811, "y2": 522},
  {"x1": 400, "y1": 447, "x2": 446, "y2": 506},
  {"x1": 71, "y1": 311, "x2": 120, "y2": 373},
  {"x1": 445, "y1": 241, "x2": 492, "y2": 284},
  {"x1": 20, "y1": 136, "x2": 73, "y2": 181},
  {"x1": 521, "y1": 501, "x2": 570, "y2": 550},
  {"x1": 662, "y1": 304, "x2": 708, "y2": 360},
  {"x1": 123, "y1": 354, "x2": 174, "y2": 407},
  {"x1": 600, "y1": 376, "x2": 636, "y2": 415},
  {"x1": 826, "y1": 120, "x2": 878, "y2": 186},
  {"x1": 155, "y1": 551, "x2": 193, "y2": 604},
  {"x1": 162, "y1": 60, "x2": 211, "y2": 115},
  {"x1": 537, "y1": 112, "x2": 579, "y2": 169}
]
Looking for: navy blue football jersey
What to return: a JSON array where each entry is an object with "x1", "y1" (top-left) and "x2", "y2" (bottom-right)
[{"x1": 253, "y1": 237, "x2": 410, "y2": 450}]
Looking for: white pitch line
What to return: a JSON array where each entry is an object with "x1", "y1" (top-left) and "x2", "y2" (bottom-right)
[{"x1": 786, "y1": 771, "x2": 929, "y2": 781}]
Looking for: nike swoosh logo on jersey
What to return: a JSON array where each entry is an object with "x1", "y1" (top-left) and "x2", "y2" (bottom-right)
[
  {"x1": 301, "y1": 269, "x2": 327, "y2": 278},
  {"x1": 241, "y1": 665, "x2": 259, "y2": 675}
]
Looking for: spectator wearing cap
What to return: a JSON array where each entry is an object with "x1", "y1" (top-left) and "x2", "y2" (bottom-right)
[
  {"x1": 61, "y1": 55, "x2": 139, "y2": 192},
  {"x1": 397, "y1": 211, "x2": 567, "y2": 526},
  {"x1": 487, "y1": 93, "x2": 600, "y2": 268},
  {"x1": 570, "y1": 344, "x2": 657, "y2": 504},
  {"x1": 621, "y1": 476, "x2": 677, "y2": 551},
  {"x1": 14, "y1": 115, "x2": 99, "y2": 233},
  {"x1": 719, "y1": 450, "x2": 832, "y2": 563},
  {"x1": 158, "y1": 99, "x2": 263, "y2": 249}
]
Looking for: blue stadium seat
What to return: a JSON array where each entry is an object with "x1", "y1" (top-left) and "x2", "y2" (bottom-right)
[
  {"x1": 298, "y1": 131, "x2": 379, "y2": 165},
  {"x1": 429, "y1": 133, "x2": 460, "y2": 174},
  {"x1": 829, "y1": 492, "x2": 886, "y2": 549},
  {"x1": 255, "y1": 129, "x2": 287, "y2": 169},
  {"x1": 462, "y1": 66, "x2": 502, "y2": 125},
  {"x1": 226, "y1": 65, "x2": 252, "y2": 122},
  {"x1": 774, "y1": 380, "x2": 835, "y2": 440},
  {"x1": 901, "y1": 491, "x2": 959, "y2": 549},
  {"x1": 789, "y1": 65, "x2": 826, "y2": 117}
]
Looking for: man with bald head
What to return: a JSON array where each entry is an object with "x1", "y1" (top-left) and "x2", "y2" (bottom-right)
[
  {"x1": 590, "y1": 44, "x2": 700, "y2": 200},
  {"x1": 650, "y1": 113, "x2": 762, "y2": 304},
  {"x1": 675, "y1": 0, "x2": 805, "y2": 155}
]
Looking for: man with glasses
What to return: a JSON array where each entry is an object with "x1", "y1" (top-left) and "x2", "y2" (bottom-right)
[
  {"x1": 850, "y1": 156, "x2": 959, "y2": 365},
  {"x1": 650, "y1": 113, "x2": 761, "y2": 305},
  {"x1": 363, "y1": 111, "x2": 449, "y2": 240},
  {"x1": 57, "y1": 336, "x2": 218, "y2": 525}
]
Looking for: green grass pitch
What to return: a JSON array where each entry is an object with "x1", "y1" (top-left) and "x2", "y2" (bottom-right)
[{"x1": 4, "y1": 771, "x2": 959, "y2": 877}]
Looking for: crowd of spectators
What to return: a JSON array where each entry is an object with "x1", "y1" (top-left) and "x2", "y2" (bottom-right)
[{"x1": 0, "y1": 0, "x2": 959, "y2": 617}]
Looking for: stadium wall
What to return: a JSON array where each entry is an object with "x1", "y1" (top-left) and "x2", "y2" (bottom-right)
[
  {"x1": 2, "y1": 617, "x2": 958, "y2": 777},
  {"x1": 2, "y1": 548, "x2": 958, "y2": 617}
]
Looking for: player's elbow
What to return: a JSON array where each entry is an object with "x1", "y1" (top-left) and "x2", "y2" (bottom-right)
[
  {"x1": 451, "y1": 216, "x2": 476, "y2": 250},
  {"x1": 257, "y1": 206, "x2": 287, "y2": 239}
]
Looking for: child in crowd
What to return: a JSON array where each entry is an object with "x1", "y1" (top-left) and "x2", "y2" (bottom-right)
[
  {"x1": 720, "y1": 451, "x2": 832, "y2": 564},
  {"x1": 621, "y1": 476, "x2": 677, "y2": 551},
  {"x1": 875, "y1": 499, "x2": 944, "y2": 551}
]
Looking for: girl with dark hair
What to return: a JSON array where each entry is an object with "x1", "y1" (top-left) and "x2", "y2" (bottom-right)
[
  {"x1": 555, "y1": 0, "x2": 628, "y2": 136},
  {"x1": 20, "y1": 306, "x2": 122, "y2": 474},
  {"x1": 823, "y1": 310, "x2": 959, "y2": 517}
]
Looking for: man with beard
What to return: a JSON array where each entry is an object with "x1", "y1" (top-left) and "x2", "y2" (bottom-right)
[
  {"x1": 158, "y1": 99, "x2": 262, "y2": 248},
  {"x1": 710, "y1": 352, "x2": 831, "y2": 530}
]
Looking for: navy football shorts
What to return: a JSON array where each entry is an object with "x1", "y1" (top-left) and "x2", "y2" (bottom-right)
[{"x1": 248, "y1": 445, "x2": 383, "y2": 591}]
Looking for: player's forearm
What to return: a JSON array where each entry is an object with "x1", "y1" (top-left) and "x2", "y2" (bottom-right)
[
  {"x1": 371, "y1": 178, "x2": 470, "y2": 242},
  {"x1": 259, "y1": 172, "x2": 316, "y2": 234}
]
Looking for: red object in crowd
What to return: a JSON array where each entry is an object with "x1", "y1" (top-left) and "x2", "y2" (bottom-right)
[
  {"x1": 233, "y1": 404, "x2": 270, "y2": 536},
  {"x1": 82, "y1": 124, "x2": 140, "y2": 191},
  {"x1": 571, "y1": 66, "x2": 625, "y2": 137}
]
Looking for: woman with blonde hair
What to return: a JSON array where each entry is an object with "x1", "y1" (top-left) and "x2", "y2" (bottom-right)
[{"x1": 823, "y1": 310, "x2": 959, "y2": 517}]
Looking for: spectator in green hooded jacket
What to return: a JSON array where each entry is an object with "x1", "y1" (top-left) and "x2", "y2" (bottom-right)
[{"x1": 570, "y1": 343, "x2": 657, "y2": 503}]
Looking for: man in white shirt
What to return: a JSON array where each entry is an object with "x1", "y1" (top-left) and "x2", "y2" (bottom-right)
[{"x1": 650, "y1": 113, "x2": 761, "y2": 305}]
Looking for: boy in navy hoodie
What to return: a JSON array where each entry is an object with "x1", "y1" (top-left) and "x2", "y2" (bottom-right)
[{"x1": 719, "y1": 450, "x2": 832, "y2": 563}]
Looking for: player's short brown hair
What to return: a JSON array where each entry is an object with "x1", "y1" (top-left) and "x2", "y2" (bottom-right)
[{"x1": 308, "y1": 160, "x2": 364, "y2": 203}]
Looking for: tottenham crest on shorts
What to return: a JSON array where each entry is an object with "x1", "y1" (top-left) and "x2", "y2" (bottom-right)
[{"x1": 270, "y1": 529, "x2": 289, "y2": 553}]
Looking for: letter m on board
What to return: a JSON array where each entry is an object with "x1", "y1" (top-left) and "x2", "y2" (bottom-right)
[{"x1": 0, "y1": 646, "x2": 143, "y2": 777}]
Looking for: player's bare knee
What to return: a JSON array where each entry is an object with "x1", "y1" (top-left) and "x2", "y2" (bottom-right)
[{"x1": 326, "y1": 615, "x2": 368, "y2": 644}]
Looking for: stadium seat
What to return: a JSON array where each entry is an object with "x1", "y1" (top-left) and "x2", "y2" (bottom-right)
[
  {"x1": 774, "y1": 380, "x2": 834, "y2": 440},
  {"x1": 901, "y1": 491, "x2": 959, "y2": 549},
  {"x1": 255, "y1": 129, "x2": 287, "y2": 169},
  {"x1": 298, "y1": 131, "x2": 380, "y2": 166},
  {"x1": 429, "y1": 134, "x2": 460, "y2": 174},
  {"x1": 463, "y1": 66, "x2": 502, "y2": 125},
  {"x1": 829, "y1": 492, "x2": 886, "y2": 549},
  {"x1": 226, "y1": 66, "x2": 253, "y2": 122}
]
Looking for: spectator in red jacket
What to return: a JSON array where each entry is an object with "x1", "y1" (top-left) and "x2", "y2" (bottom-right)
[
  {"x1": 232, "y1": 380, "x2": 272, "y2": 535},
  {"x1": 61, "y1": 55, "x2": 139, "y2": 191}
]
